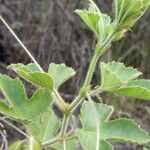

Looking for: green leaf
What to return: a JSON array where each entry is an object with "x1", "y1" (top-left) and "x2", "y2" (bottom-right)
[
  {"x1": 0, "y1": 100, "x2": 21, "y2": 119},
  {"x1": 114, "y1": 0, "x2": 150, "y2": 39},
  {"x1": 76, "y1": 102, "x2": 150, "y2": 149},
  {"x1": 8, "y1": 63, "x2": 54, "y2": 90},
  {"x1": 100, "y1": 140, "x2": 114, "y2": 150},
  {"x1": 48, "y1": 63, "x2": 75, "y2": 89},
  {"x1": 100, "y1": 61, "x2": 142, "y2": 91},
  {"x1": 105, "y1": 111, "x2": 149, "y2": 144},
  {"x1": 98, "y1": 14, "x2": 112, "y2": 39},
  {"x1": 9, "y1": 140, "x2": 26, "y2": 150},
  {"x1": 101, "y1": 118, "x2": 150, "y2": 144},
  {"x1": 114, "y1": 80, "x2": 150, "y2": 100},
  {"x1": 76, "y1": 129, "x2": 113, "y2": 150},
  {"x1": 75, "y1": 0, "x2": 101, "y2": 36},
  {"x1": 28, "y1": 110, "x2": 60, "y2": 143},
  {"x1": 0, "y1": 74, "x2": 52, "y2": 121},
  {"x1": 51, "y1": 138, "x2": 77, "y2": 150},
  {"x1": 75, "y1": 0, "x2": 113, "y2": 41}
]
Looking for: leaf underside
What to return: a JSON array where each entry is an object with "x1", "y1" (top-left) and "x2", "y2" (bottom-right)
[
  {"x1": 0, "y1": 74, "x2": 52, "y2": 121},
  {"x1": 48, "y1": 63, "x2": 75, "y2": 89},
  {"x1": 28, "y1": 110, "x2": 60, "y2": 143},
  {"x1": 8, "y1": 63, "x2": 54, "y2": 90},
  {"x1": 100, "y1": 61, "x2": 142, "y2": 91},
  {"x1": 76, "y1": 102, "x2": 150, "y2": 150}
]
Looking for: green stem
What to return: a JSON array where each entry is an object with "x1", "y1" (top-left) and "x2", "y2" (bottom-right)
[
  {"x1": 29, "y1": 137, "x2": 41, "y2": 150},
  {"x1": 59, "y1": 114, "x2": 70, "y2": 137},
  {"x1": 42, "y1": 137, "x2": 60, "y2": 148},
  {"x1": 0, "y1": 16, "x2": 67, "y2": 112},
  {"x1": 69, "y1": 53, "x2": 99, "y2": 111},
  {"x1": 69, "y1": 31, "x2": 116, "y2": 112},
  {"x1": 53, "y1": 88, "x2": 68, "y2": 111},
  {"x1": 82, "y1": 53, "x2": 100, "y2": 89}
]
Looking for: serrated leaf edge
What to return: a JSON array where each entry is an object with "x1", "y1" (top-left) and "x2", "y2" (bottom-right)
[{"x1": 102, "y1": 118, "x2": 150, "y2": 144}]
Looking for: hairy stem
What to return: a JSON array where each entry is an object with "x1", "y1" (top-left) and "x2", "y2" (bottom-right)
[
  {"x1": 82, "y1": 53, "x2": 100, "y2": 89},
  {"x1": 59, "y1": 114, "x2": 70, "y2": 137},
  {"x1": 29, "y1": 137, "x2": 40, "y2": 150},
  {"x1": 63, "y1": 139, "x2": 67, "y2": 150},
  {"x1": 69, "y1": 52, "x2": 99, "y2": 111},
  {"x1": 53, "y1": 89, "x2": 68, "y2": 111},
  {"x1": 42, "y1": 137, "x2": 60, "y2": 148}
]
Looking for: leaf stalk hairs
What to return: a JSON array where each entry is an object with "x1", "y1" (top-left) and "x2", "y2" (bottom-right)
[{"x1": 0, "y1": 0, "x2": 150, "y2": 149}]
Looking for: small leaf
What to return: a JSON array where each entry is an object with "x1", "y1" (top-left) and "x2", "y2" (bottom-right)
[
  {"x1": 27, "y1": 110, "x2": 60, "y2": 143},
  {"x1": 100, "y1": 61, "x2": 142, "y2": 91},
  {"x1": 101, "y1": 118, "x2": 150, "y2": 144},
  {"x1": 75, "y1": 0, "x2": 113, "y2": 41},
  {"x1": 0, "y1": 74, "x2": 52, "y2": 121},
  {"x1": 76, "y1": 101, "x2": 150, "y2": 149},
  {"x1": 48, "y1": 63, "x2": 75, "y2": 88},
  {"x1": 75, "y1": 0, "x2": 101, "y2": 36},
  {"x1": 114, "y1": 80, "x2": 150, "y2": 100},
  {"x1": 114, "y1": 0, "x2": 150, "y2": 40},
  {"x1": 8, "y1": 63, "x2": 54, "y2": 90}
]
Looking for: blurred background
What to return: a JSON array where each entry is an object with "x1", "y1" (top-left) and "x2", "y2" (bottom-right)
[{"x1": 0, "y1": 0, "x2": 150, "y2": 149}]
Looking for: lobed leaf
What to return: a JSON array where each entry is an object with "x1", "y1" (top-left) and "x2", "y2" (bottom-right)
[
  {"x1": 76, "y1": 101, "x2": 150, "y2": 149},
  {"x1": 114, "y1": 0, "x2": 150, "y2": 40},
  {"x1": 101, "y1": 118, "x2": 150, "y2": 144},
  {"x1": 48, "y1": 63, "x2": 75, "y2": 89},
  {"x1": 114, "y1": 80, "x2": 150, "y2": 100},
  {"x1": 75, "y1": 0, "x2": 101, "y2": 36},
  {"x1": 27, "y1": 110, "x2": 60, "y2": 143},
  {"x1": 100, "y1": 61, "x2": 142, "y2": 91},
  {"x1": 75, "y1": 0, "x2": 113, "y2": 41},
  {"x1": 0, "y1": 74, "x2": 52, "y2": 121},
  {"x1": 8, "y1": 63, "x2": 54, "y2": 90}
]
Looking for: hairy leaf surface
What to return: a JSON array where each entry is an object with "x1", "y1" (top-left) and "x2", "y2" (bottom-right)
[
  {"x1": 114, "y1": 0, "x2": 150, "y2": 40},
  {"x1": 8, "y1": 63, "x2": 54, "y2": 90},
  {"x1": 76, "y1": 102, "x2": 150, "y2": 149},
  {"x1": 28, "y1": 110, "x2": 60, "y2": 143},
  {"x1": 114, "y1": 80, "x2": 150, "y2": 100},
  {"x1": 100, "y1": 61, "x2": 142, "y2": 91},
  {"x1": 0, "y1": 74, "x2": 52, "y2": 120},
  {"x1": 48, "y1": 63, "x2": 75, "y2": 88}
]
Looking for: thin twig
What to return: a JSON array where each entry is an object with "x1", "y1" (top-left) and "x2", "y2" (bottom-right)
[
  {"x1": 0, "y1": 122, "x2": 8, "y2": 150},
  {"x1": 0, "y1": 15, "x2": 43, "y2": 72},
  {"x1": 0, "y1": 118, "x2": 29, "y2": 139}
]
